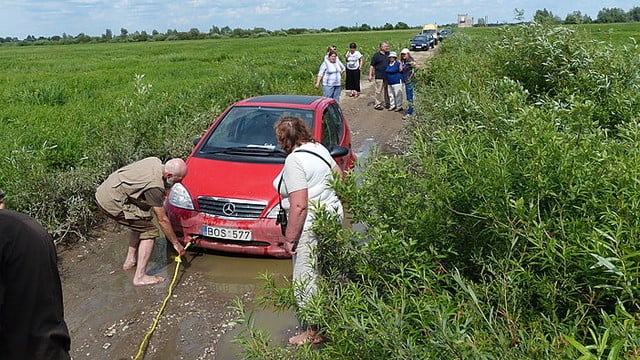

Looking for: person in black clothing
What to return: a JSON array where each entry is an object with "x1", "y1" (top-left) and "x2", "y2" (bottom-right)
[
  {"x1": 368, "y1": 41, "x2": 390, "y2": 110},
  {"x1": 0, "y1": 210, "x2": 71, "y2": 360},
  {"x1": 344, "y1": 42, "x2": 363, "y2": 97}
]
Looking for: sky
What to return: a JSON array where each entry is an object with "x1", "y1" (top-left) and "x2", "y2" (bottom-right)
[{"x1": 1, "y1": 0, "x2": 638, "y2": 39}]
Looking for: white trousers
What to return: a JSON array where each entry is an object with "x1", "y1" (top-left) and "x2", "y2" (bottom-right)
[
  {"x1": 387, "y1": 83, "x2": 404, "y2": 109},
  {"x1": 292, "y1": 231, "x2": 317, "y2": 311}
]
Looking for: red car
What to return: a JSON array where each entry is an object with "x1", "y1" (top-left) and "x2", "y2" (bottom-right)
[{"x1": 165, "y1": 95, "x2": 356, "y2": 258}]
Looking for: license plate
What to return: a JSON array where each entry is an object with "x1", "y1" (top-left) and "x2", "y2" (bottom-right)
[{"x1": 201, "y1": 225, "x2": 252, "y2": 241}]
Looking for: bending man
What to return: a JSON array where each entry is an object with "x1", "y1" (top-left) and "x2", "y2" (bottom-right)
[{"x1": 95, "y1": 157, "x2": 187, "y2": 286}]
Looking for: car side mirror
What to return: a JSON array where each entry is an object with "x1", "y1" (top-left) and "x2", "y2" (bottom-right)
[
  {"x1": 192, "y1": 137, "x2": 201, "y2": 146},
  {"x1": 329, "y1": 145, "x2": 349, "y2": 158}
]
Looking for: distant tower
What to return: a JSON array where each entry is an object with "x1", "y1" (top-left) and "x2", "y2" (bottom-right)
[{"x1": 458, "y1": 14, "x2": 472, "y2": 28}]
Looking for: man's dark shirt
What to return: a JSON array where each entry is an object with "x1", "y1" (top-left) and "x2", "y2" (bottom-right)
[
  {"x1": 0, "y1": 210, "x2": 71, "y2": 360},
  {"x1": 370, "y1": 51, "x2": 390, "y2": 79}
]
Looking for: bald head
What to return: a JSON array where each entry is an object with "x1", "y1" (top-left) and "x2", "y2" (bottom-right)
[{"x1": 164, "y1": 158, "x2": 187, "y2": 184}]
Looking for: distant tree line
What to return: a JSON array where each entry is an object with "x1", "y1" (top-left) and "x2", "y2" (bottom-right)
[
  {"x1": 0, "y1": 22, "x2": 413, "y2": 46},
  {"x1": 531, "y1": 7, "x2": 640, "y2": 24},
  {"x1": 475, "y1": 6, "x2": 640, "y2": 26}
]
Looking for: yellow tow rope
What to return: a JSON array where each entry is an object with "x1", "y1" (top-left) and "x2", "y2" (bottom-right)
[{"x1": 134, "y1": 241, "x2": 192, "y2": 360}]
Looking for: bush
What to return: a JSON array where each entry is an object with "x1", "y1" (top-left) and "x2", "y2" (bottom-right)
[{"x1": 237, "y1": 23, "x2": 640, "y2": 359}]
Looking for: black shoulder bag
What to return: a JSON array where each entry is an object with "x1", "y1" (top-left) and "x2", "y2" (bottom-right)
[
  {"x1": 276, "y1": 149, "x2": 333, "y2": 244},
  {"x1": 276, "y1": 176, "x2": 288, "y2": 236}
]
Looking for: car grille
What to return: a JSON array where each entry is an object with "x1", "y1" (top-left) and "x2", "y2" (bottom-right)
[{"x1": 197, "y1": 197, "x2": 266, "y2": 219}]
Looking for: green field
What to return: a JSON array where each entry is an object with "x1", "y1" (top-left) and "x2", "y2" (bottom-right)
[
  {"x1": 0, "y1": 29, "x2": 415, "y2": 166},
  {"x1": 262, "y1": 22, "x2": 640, "y2": 358},
  {"x1": 0, "y1": 30, "x2": 416, "y2": 234}
]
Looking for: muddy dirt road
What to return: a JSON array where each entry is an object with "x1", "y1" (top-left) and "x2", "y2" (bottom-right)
[{"x1": 59, "y1": 48, "x2": 435, "y2": 360}]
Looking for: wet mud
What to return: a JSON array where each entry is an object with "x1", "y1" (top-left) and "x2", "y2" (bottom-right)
[{"x1": 60, "y1": 227, "x2": 296, "y2": 359}]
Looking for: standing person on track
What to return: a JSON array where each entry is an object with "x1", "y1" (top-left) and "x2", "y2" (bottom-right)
[
  {"x1": 368, "y1": 41, "x2": 390, "y2": 110},
  {"x1": 273, "y1": 116, "x2": 345, "y2": 346},
  {"x1": 344, "y1": 42, "x2": 363, "y2": 97},
  {"x1": 315, "y1": 50, "x2": 346, "y2": 103},
  {"x1": 385, "y1": 51, "x2": 404, "y2": 112},
  {"x1": 95, "y1": 157, "x2": 187, "y2": 286},
  {"x1": 325, "y1": 45, "x2": 345, "y2": 68},
  {"x1": 400, "y1": 48, "x2": 417, "y2": 116}
]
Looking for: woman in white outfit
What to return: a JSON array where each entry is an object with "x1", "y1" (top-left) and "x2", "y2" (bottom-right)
[
  {"x1": 315, "y1": 50, "x2": 346, "y2": 103},
  {"x1": 273, "y1": 116, "x2": 344, "y2": 346}
]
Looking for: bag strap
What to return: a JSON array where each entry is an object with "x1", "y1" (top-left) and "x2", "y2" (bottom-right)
[
  {"x1": 293, "y1": 149, "x2": 332, "y2": 169},
  {"x1": 277, "y1": 175, "x2": 284, "y2": 211},
  {"x1": 276, "y1": 148, "x2": 333, "y2": 213}
]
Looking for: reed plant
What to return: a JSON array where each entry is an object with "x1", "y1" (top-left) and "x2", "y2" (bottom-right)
[{"x1": 238, "y1": 23, "x2": 640, "y2": 359}]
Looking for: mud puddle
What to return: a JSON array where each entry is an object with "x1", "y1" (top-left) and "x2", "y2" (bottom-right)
[{"x1": 60, "y1": 228, "x2": 297, "y2": 359}]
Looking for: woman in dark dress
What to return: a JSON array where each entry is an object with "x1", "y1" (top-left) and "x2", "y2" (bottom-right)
[{"x1": 344, "y1": 42, "x2": 363, "y2": 97}]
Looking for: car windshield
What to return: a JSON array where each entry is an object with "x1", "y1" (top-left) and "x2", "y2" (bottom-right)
[
  {"x1": 413, "y1": 36, "x2": 428, "y2": 41},
  {"x1": 198, "y1": 106, "x2": 315, "y2": 155}
]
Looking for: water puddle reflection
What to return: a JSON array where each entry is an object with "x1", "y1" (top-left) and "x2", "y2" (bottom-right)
[{"x1": 180, "y1": 249, "x2": 298, "y2": 359}]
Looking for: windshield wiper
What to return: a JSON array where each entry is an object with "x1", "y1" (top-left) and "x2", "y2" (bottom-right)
[
  {"x1": 246, "y1": 144, "x2": 277, "y2": 150},
  {"x1": 200, "y1": 146, "x2": 286, "y2": 156}
]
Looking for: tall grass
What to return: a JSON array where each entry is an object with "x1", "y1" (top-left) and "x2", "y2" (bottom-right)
[{"x1": 236, "y1": 23, "x2": 640, "y2": 359}]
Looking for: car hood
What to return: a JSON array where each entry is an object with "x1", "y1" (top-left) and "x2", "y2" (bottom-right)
[{"x1": 183, "y1": 157, "x2": 283, "y2": 204}]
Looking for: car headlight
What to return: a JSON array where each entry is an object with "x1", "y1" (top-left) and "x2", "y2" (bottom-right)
[
  {"x1": 265, "y1": 204, "x2": 282, "y2": 219},
  {"x1": 168, "y1": 183, "x2": 195, "y2": 210}
]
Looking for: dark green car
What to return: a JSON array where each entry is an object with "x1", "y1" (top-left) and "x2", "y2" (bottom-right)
[{"x1": 409, "y1": 34, "x2": 435, "y2": 51}]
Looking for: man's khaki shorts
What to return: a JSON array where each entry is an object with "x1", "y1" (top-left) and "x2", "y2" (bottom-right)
[{"x1": 98, "y1": 204, "x2": 160, "y2": 240}]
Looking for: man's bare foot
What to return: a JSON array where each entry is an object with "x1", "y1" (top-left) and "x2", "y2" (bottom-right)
[
  {"x1": 122, "y1": 260, "x2": 137, "y2": 270},
  {"x1": 288, "y1": 330, "x2": 324, "y2": 346},
  {"x1": 133, "y1": 275, "x2": 165, "y2": 286}
]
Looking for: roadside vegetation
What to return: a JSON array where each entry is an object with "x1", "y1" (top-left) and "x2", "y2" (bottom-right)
[{"x1": 235, "y1": 23, "x2": 640, "y2": 359}]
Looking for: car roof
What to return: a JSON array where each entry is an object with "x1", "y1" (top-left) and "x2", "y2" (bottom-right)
[{"x1": 241, "y1": 95, "x2": 324, "y2": 106}]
